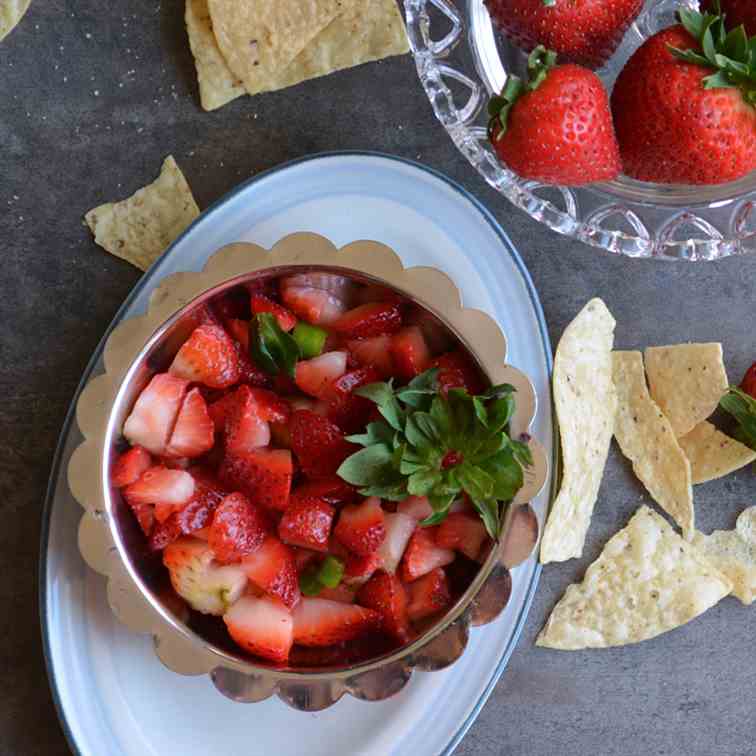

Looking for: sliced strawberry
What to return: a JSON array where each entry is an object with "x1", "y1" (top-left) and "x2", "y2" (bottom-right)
[
  {"x1": 405, "y1": 308, "x2": 454, "y2": 354},
  {"x1": 290, "y1": 410, "x2": 355, "y2": 478},
  {"x1": 164, "y1": 388, "x2": 214, "y2": 459},
  {"x1": 225, "y1": 385, "x2": 271, "y2": 454},
  {"x1": 356, "y1": 570, "x2": 410, "y2": 642},
  {"x1": 219, "y1": 449, "x2": 293, "y2": 510},
  {"x1": 224, "y1": 318, "x2": 250, "y2": 351},
  {"x1": 208, "y1": 492, "x2": 267, "y2": 564},
  {"x1": 391, "y1": 326, "x2": 431, "y2": 381},
  {"x1": 249, "y1": 388, "x2": 290, "y2": 423},
  {"x1": 278, "y1": 498, "x2": 335, "y2": 552},
  {"x1": 332, "y1": 302, "x2": 402, "y2": 339},
  {"x1": 208, "y1": 391, "x2": 238, "y2": 433},
  {"x1": 224, "y1": 596, "x2": 293, "y2": 663},
  {"x1": 435, "y1": 512, "x2": 488, "y2": 561},
  {"x1": 401, "y1": 527, "x2": 455, "y2": 582},
  {"x1": 377, "y1": 512, "x2": 417, "y2": 574},
  {"x1": 128, "y1": 500, "x2": 155, "y2": 536},
  {"x1": 292, "y1": 597, "x2": 380, "y2": 646},
  {"x1": 344, "y1": 550, "x2": 383, "y2": 583},
  {"x1": 291, "y1": 477, "x2": 358, "y2": 508},
  {"x1": 318, "y1": 584, "x2": 357, "y2": 604},
  {"x1": 347, "y1": 335, "x2": 396, "y2": 379},
  {"x1": 280, "y1": 273, "x2": 353, "y2": 325},
  {"x1": 327, "y1": 366, "x2": 382, "y2": 433},
  {"x1": 111, "y1": 446, "x2": 152, "y2": 488},
  {"x1": 169, "y1": 324, "x2": 240, "y2": 389},
  {"x1": 334, "y1": 497, "x2": 386, "y2": 556},
  {"x1": 251, "y1": 294, "x2": 297, "y2": 332},
  {"x1": 431, "y1": 351, "x2": 486, "y2": 397},
  {"x1": 123, "y1": 466, "x2": 195, "y2": 509},
  {"x1": 241, "y1": 535, "x2": 300, "y2": 608},
  {"x1": 397, "y1": 495, "x2": 433, "y2": 522},
  {"x1": 233, "y1": 340, "x2": 271, "y2": 387},
  {"x1": 406, "y1": 567, "x2": 451, "y2": 622},
  {"x1": 295, "y1": 351, "x2": 348, "y2": 400},
  {"x1": 123, "y1": 373, "x2": 189, "y2": 455},
  {"x1": 163, "y1": 537, "x2": 247, "y2": 615}
]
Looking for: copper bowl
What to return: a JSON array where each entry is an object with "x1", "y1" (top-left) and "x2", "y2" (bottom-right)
[{"x1": 68, "y1": 233, "x2": 548, "y2": 711}]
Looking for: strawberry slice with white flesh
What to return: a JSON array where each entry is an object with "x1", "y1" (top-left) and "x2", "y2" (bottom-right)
[
  {"x1": 407, "y1": 567, "x2": 451, "y2": 622},
  {"x1": 280, "y1": 273, "x2": 354, "y2": 326},
  {"x1": 224, "y1": 385, "x2": 271, "y2": 454},
  {"x1": 435, "y1": 512, "x2": 489, "y2": 561},
  {"x1": 111, "y1": 446, "x2": 152, "y2": 488},
  {"x1": 347, "y1": 335, "x2": 395, "y2": 379},
  {"x1": 333, "y1": 497, "x2": 386, "y2": 556},
  {"x1": 123, "y1": 466, "x2": 195, "y2": 510},
  {"x1": 224, "y1": 596, "x2": 293, "y2": 663},
  {"x1": 397, "y1": 495, "x2": 433, "y2": 522},
  {"x1": 165, "y1": 388, "x2": 214, "y2": 458},
  {"x1": 169, "y1": 324, "x2": 240, "y2": 389},
  {"x1": 241, "y1": 536, "x2": 300, "y2": 609},
  {"x1": 163, "y1": 537, "x2": 247, "y2": 615},
  {"x1": 292, "y1": 598, "x2": 380, "y2": 646},
  {"x1": 401, "y1": 527, "x2": 455, "y2": 582},
  {"x1": 377, "y1": 512, "x2": 416, "y2": 574},
  {"x1": 295, "y1": 351, "x2": 348, "y2": 400},
  {"x1": 123, "y1": 373, "x2": 188, "y2": 456}
]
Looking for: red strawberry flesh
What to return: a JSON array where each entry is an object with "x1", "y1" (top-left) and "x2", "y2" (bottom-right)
[
  {"x1": 334, "y1": 497, "x2": 386, "y2": 557},
  {"x1": 169, "y1": 324, "x2": 240, "y2": 389},
  {"x1": 292, "y1": 598, "x2": 381, "y2": 646},
  {"x1": 241, "y1": 536, "x2": 300, "y2": 608},
  {"x1": 208, "y1": 492, "x2": 268, "y2": 563},
  {"x1": 278, "y1": 498, "x2": 335, "y2": 552}
]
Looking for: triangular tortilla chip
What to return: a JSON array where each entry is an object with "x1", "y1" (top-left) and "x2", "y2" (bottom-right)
[
  {"x1": 85, "y1": 156, "x2": 200, "y2": 271},
  {"x1": 207, "y1": 0, "x2": 342, "y2": 95},
  {"x1": 537, "y1": 506, "x2": 732, "y2": 650},
  {"x1": 540, "y1": 299, "x2": 616, "y2": 563},
  {"x1": 0, "y1": 0, "x2": 30, "y2": 42},
  {"x1": 644, "y1": 343, "x2": 728, "y2": 437},
  {"x1": 678, "y1": 421, "x2": 756, "y2": 484},
  {"x1": 613, "y1": 351, "x2": 694, "y2": 537},
  {"x1": 692, "y1": 506, "x2": 756, "y2": 605}
]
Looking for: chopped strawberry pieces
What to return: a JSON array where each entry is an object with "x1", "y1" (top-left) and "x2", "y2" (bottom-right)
[
  {"x1": 208, "y1": 391, "x2": 238, "y2": 433},
  {"x1": 224, "y1": 596, "x2": 293, "y2": 663},
  {"x1": 111, "y1": 446, "x2": 152, "y2": 488},
  {"x1": 169, "y1": 324, "x2": 240, "y2": 389},
  {"x1": 165, "y1": 388, "x2": 214, "y2": 458},
  {"x1": 435, "y1": 512, "x2": 489, "y2": 561},
  {"x1": 290, "y1": 409, "x2": 355, "y2": 478},
  {"x1": 241, "y1": 536, "x2": 300, "y2": 609},
  {"x1": 401, "y1": 527, "x2": 455, "y2": 582},
  {"x1": 397, "y1": 495, "x2": 433, "y2": 522},
  {"x1": 290, "y1": 477, "x2": 358, "y2": 508},
  {"x1": 211, "y1": 289, "x2": 250, "y2": 323},
  {"x1": 219, "y1": 449, "x2": 293, "y2": 511},
  {"x1": 407, "y1": 567, "x2": 451, "y2": 622},
  {"x1": 377, "y1": 513, "x2": 416, "y2": 574},
  {"x1": 344, "y1": 550, "x2": 383, "y2": 582},
  {"x1": 332, "y1": 302, "x2": 402, "y2": 339},
  {"x1": 431, "y1": 351, "x2": 486, "y2": 397},
  {"x1": 347, "y1": 335, "x2": 395, "y2": 379},
  {"x1": 292, "y1": 598, "x2": 381, "y2": 646},
  {"x1": 123, "y1": 373, "x2": 188, "y2": 456},
  {"x1": 280, "y1": 273, "x2": 352, "y2": 325},
  {"x1": 391, "y1": 326, "x2": 432, "y2": 381},
  {"x1": 278, "y1": 498, "x2": 335, "y2": 552},
  {"x1": 234, "y1": 341, "x2": 271, "y2": 387},
  {"x1": 334, "y1": 497, "x2": 386, "y2": 556},
  {"x1": 251, "y1": 293, "x2": 297, "y2": 332},
  {"x1": 295, "y1": 351, "x2": 348, "y2": 400},
  {"x1": 357, "y1": 570, "x2": 411, "y2": 643},
  {"x1": 224, "y1": 385, "x2": 271, "y2": 454},
  {"x1": 224, "y1": 318, "x2": 250, "y2": 351},
  {"x1": 129, "y1": 500, "x2": 156, "y2": 536},
  {"x1": 208, "y1": 492, "x2": 268, "y2": 564},
  {"x1": 123, "y1": 466, "x2": 195, "y2": 508},
  {"x1": 327, "y1": 366, "x2": 382, "y2": 433}
]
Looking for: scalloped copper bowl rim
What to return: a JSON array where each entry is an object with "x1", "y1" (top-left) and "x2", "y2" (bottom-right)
[{"x1": 70, "y1": 233, "x2": 548, "y2": 700}]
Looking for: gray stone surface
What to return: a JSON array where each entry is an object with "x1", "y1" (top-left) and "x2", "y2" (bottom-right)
[{"x1": 1, "y1": 2, "x2": 754, "y2": 755}]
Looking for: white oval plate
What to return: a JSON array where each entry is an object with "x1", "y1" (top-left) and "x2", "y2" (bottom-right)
[{"x1": 41, "y1": 152, "x2": 555, "y2": 756}]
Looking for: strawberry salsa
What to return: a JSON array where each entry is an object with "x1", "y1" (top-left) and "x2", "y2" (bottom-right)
[{"x1": 112, "y1": 272, "x2": 530, "y2": 666}]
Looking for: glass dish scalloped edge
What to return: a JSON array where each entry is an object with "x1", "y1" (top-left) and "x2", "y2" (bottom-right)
[
  {"x1": 67, "y1": 232, "x2": 549, "y2": 712},
  {"x1": 404, "y1": 0, "x2": 756, "y2": 261}
]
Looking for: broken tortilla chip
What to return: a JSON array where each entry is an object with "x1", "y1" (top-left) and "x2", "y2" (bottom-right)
[
  {"x1": 644, "y1": 343, "x2": 728, "y2": 437},
  {"x1": 0, "y1": 0, "x2": 31, "y2": 42},
  {"x1": 85, "y1": 156, "x2": 200, "y2": 271},
  {"x1": 540, "y1": 298, "x2": 616, "y2": 564},
  {"x1": 613, "y1": 351, "x2": 694, "y2": 537},
  {"x1": 537, "y1": 506, "x2": 732, "y2": 650},
  {"x1": 186, "y1": 0, "x2": 245, "y2": 112},
  {"x1": 678, "y1": 421, "x2": 756, "y2": 484},
  {"x1": 692, "y1": 506, "x2": 756, "y2": 605},
  {"x1": 207, "y1": 0, "x2": 342, "y2": 95}
]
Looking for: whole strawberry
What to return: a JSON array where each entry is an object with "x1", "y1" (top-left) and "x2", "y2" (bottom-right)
[
  {"x1": 611, "y1": 8, "x2": 756, "y2": 185},
  {"x1": 704, "y1": 0, "x2": 755, "y2": 36},
  {"x1": 485, "y1": 0, "x2": 644, "y2": 69},
  {"x1": 488, "y1": 47, "x2": 621, "y2": 185}
]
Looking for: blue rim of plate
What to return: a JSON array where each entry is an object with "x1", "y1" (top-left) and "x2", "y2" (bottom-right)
[{"x1": 39, "y1": 150, "x2": 556, "y2": 756}]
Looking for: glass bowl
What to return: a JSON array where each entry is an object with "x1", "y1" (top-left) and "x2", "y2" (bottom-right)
[{"x1": 404, "y1": 0, "x2": 756, "y2": 261}]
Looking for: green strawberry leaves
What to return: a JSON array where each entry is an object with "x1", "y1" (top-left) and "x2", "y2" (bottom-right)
[
  {"x1": 336, "y1": 368, "x2": 531, "y2": 539},
  {"x1": 250, "y1": 313, "x2": 300, "y2": 378},
  {"x1": 719, "y1": 387, "x2": 756, "y2": 450}
]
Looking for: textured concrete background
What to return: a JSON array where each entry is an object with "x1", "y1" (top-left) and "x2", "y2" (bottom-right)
[{"x1": 1, "y1": 2, "x2": 754, "y2": 754}]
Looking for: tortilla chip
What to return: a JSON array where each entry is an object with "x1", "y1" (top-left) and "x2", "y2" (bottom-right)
[
  {"x1": 186, "y1": 0, "x2": 245, "y2": 111},
  {"x1": 678, "y1": 421, "x2": 756, "y2": 484},
  {"x1": 692, "y1": 506, "x2": 756, "y2": 605},
  {"x1": 85, "y1": 156, "x2": 200, "y2": 271},
  {"x1": 540, "y1": 299, "x2": 616, "y2": 564},
  {"x1": 644, "y1": 343, "x2": 728, "y2": 437},
  {"x1": 612, "y1": 351, "x2": 694, "y2": 537},
  {"x1": 537, "y1": 506, "x2": 732, "y2": 650},
  {"x1": 207, "y1": 0, "x2": 343, "y2": 95},
  {"x1": 0, "y1": 0, "x2": 31, "y2": 42}
]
